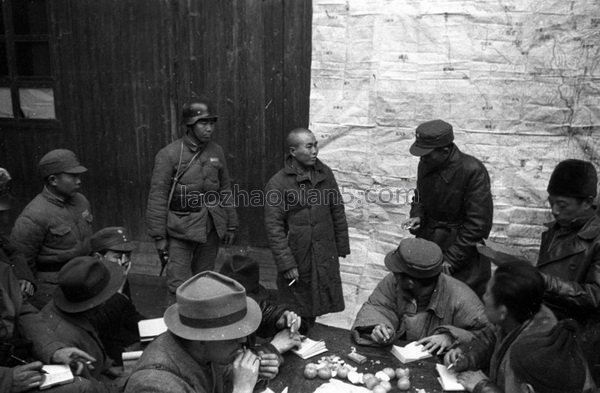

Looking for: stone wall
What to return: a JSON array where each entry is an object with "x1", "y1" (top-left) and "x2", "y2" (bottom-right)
[{"x1": 310, "y1": 0, "x2": 600, "y2": 329}]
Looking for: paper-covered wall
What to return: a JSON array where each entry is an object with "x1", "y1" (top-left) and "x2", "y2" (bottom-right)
[{"x1": 310, "y1": 0, "x2": 600, "y2": 328}]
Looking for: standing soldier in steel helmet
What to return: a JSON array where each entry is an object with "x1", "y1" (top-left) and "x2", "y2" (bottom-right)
[
  {"x1": 11, "y1": 149, "x2": 93, "y2": 309},
  {"x1": 146, "y1": 97, "x2": 238, "y2": 300},
  {"x1": 403, "y1": 120, "x2": 493, "y2": 297}
]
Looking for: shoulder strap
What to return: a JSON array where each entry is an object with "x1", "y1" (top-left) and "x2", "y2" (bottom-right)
[{"x1": 167, "y1": 141, "x2": 202, "y2": 207}]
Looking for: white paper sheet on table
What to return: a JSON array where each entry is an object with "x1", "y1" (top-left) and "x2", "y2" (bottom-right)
[
  {"x1": 313, "y1": 378, "x2": 371, "y2": 393},
  {"x1": 436, "y1": 363, "x2": 466, "y2": 391}
]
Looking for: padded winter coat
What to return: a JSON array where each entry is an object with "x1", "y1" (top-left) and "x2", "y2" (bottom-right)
[{"x1": 264, "y1": 156, "x2": 349, "y2": 317}]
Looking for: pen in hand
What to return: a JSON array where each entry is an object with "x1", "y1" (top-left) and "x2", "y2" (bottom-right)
[
  {"x1": 447, "y1": 353, "x2": 464, "y2": 371},
  {"x1": 10, "y1": 355, "x2": 49, "y2": 374}
]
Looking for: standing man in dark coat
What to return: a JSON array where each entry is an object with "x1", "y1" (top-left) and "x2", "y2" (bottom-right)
[
  {"x1": 403, "y1": 120, "x2": 493, "y2": 296},
  {"x1": 537, "y1": 159, "x2": 600, "y2": 383},
  {"x1": 264, "y1": 128, "x2": 350, "y2": 326},
  {"x1": 11, "y1": 149, "x2": 93, "y2": 309},
  {"x1": 146, "y1": 98, "x2": 238, "y2": 298}
]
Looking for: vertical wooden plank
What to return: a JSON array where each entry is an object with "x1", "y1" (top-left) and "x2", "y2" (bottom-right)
[
  {"x1": 262, "y1": 0, "x2": 285, "y2": 181},
  {"x1": 1, "y1": 0, "x2": 314, "y2": 247},
  {"x1": 283, "y1": 0, "x2": 312, "y2": 132}
]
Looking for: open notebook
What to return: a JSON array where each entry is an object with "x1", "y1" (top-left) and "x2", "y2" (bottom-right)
[
  {"x1": 40, "y1": 365, "x2": 74, "y2": 390},
  {"x1": 291, "y1": 337, "x2": 328, "y2": 359},
  {"x1": 435, "y1": 364, "x2": 466, "y2": 391},
  {"x1": 390, "y1": 341, "x2": 432, "y2": 363},
  {"x1": 138, "y1": 317, "x2": 167, "y2": 342}
]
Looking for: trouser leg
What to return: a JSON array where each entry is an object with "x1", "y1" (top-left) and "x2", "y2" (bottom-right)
[
  {"x1": 190, "y1": 229, "x2": 220, "y2": 275},
  {"x1": 166, "y1": 237, "x2": 195, "y2": 295}
]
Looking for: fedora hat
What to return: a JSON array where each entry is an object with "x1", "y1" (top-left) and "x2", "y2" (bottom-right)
[
  {"x1": 219, "y1": 255, "x2": 261, "y2": 294},
  {"x1": 384, "y1": 238, "x2": 443, "y2": 278},
  {"x1": 164, "y1": 271, "x2": 261, "y2": 341},
  {"x1": 54, "y1": 256, "x2": 125, "y2": 313},
  {"x1": 476, "y1": 241, "x2": 530, "y2": 266}
]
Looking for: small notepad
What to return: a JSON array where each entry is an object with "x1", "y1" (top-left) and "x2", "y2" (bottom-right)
[
  {"x1": 435, "y1": 364, "x2": 465, "y2": 391},
  {"x1": 291, "y1": 337, "x2": 328, "y2": 359},
  {"x1": 390, "y1": 341, "x2": 432, "y2": 363},
  {"x1": 138, "y1": 317, "x2": 167, "y2": 342},
  {"x1": 39, "y1": 365, "x2": 74, "y2": 390}
]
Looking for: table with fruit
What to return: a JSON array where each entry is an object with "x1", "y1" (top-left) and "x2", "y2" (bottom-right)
[{"x1": 268, "y1": 323, "x2": 455, "y2": 393}]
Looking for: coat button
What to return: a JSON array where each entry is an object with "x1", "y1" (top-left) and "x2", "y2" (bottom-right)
[{"x1": 569, "y1": 263, "x2": 577, "y2": 271}]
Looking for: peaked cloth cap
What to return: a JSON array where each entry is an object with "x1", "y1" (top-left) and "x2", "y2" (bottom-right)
[
  {"x1": 38, "y1": 149, "x2": 87, "y2": 179},
  {"x1": 547, "y1": 159, "x2": 598, "y2": 198},
  {"x1": 384, "y1": 238, "x2": 444, "y2": 278},
  {"x1": 54, "y1": 256, "x2": 125, "y2": 313},
  {"x1": 182, "y1": 102, "x2": 218, "y2": 125},
  {"x1": 164, "y1": 271, "x2": 261, "y2": 341},
  {"x1": 90, "y1": 226, "x2": 137, "y2": 253},
  {"x1": 409, "y1": 119, "x2": 454, "y2": 156}
]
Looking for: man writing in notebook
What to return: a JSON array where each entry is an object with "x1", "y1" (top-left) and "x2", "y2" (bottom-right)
[
  {"x1": 1, "y1": 247, "x2": 98, "y2": 392},
  {"x1": 1, "y1": 169, "x2": 97, "y2": 392},
  {"x1": 351, "y1": 238, "x2": 488, "y2": 352},
  {"x1": 444, "y1": 261, "x2": 596, "y2": 392}
]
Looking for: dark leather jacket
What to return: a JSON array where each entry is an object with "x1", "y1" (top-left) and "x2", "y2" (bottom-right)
[
  {"x1": 537, "y1": 213, "x2": 600, "y2": 319},
  {"x1": 410, "y1": 145, "x2": 493, "y2": 294}
]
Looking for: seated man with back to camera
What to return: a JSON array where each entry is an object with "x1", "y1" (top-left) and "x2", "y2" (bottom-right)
[
  {"x1": 444, "y1": 260, "x2": 596, "y2": 392},
  {"x1": 351, "y1": 238, "x2": 489, "y2": 354},
  {"x1": 219, "y1": 254, "x2": 306, "y2": 356}
]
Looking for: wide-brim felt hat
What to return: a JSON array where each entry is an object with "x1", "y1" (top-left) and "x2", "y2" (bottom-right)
[
  {"x1": 384, "y1": 238, "x2": 443, "y2": 278},
  {"x1": 54, "y1": 256, "x2": 125, "y2": 313},
  {"x1": 476, "y1": 241, "x2": 530, "y2": 266},
  {"x1": 219, "y1": 255, "x2": 261, "y2": 294},
  {"x1": 164, "y1": 271, "x2": 262, "y2": 341}
]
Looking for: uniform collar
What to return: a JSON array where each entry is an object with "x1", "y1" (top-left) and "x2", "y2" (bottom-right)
[
  {"x1": 425, "y1": 274, "x2": 448, "y2": 319},
  {"x1": 400, "y1": 274, "x2": 447, "y2": 319},
  {"x1": 420, "y1": 145, "x2": 462, "y2": 180},
  {"x1": 183, "y1": 132, "x2": 209, "y2": 153},
  {"x1": 42, "y1": 186, "x2": 72, "y2": 207},
  {"x1": 283, "y1": 154, "x2": 327, "y2": 183}
]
